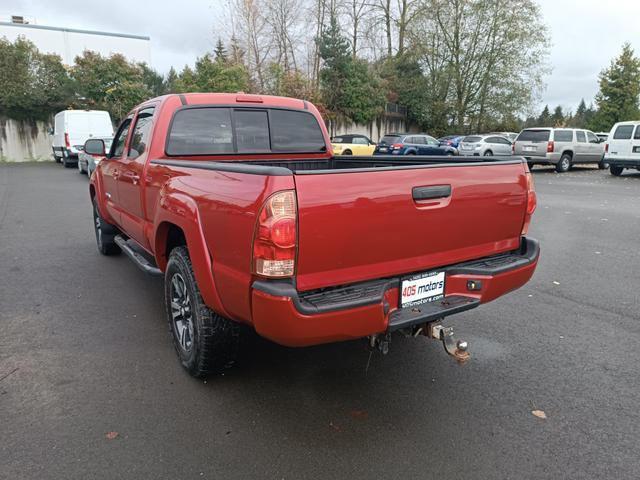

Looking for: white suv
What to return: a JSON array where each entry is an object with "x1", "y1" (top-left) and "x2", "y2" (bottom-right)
[{"x1": 604, "y1": 121, "x2": 640, "y2": 176}]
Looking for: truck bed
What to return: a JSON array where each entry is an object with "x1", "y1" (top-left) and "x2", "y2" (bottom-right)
[{"x1": 249, "y1": 154, "x2": 522, "y2": 173}]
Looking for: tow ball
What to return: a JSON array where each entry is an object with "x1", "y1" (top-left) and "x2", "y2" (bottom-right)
[{"x1": 424, "y1": 322, "x2": 470, "y2": 364}]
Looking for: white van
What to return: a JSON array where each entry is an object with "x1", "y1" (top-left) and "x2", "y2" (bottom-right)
[
  {"x1": 52, "y1": 110, "x2": 114, "y2": 167},
  {"x1": 604, "y1": 121, "x2": 640, "y2": 176}
]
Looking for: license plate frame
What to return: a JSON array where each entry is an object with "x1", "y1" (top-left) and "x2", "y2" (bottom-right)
[{"x1": 400, "y1": 271, "x2": 446, "y2": 308}]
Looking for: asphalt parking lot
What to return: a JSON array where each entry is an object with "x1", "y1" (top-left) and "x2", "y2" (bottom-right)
[{"x1": 1, "y1": 162, "x2": 639, "y2": 480}]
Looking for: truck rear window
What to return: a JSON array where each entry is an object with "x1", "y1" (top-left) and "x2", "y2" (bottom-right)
[
  {"x1": 517, "y1": 130, "x2": 550, "y2": 142},
  {"x1": 166, "y1": 107, "x2": 325, "y2": 156}
]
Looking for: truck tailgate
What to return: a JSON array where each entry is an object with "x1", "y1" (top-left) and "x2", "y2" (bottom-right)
[{"x1": 293, "y1": 162, "x2": 528, "y2": 291}]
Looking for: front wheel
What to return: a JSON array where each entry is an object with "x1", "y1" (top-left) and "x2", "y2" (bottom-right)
[
  {"x1": 556, "y1": 154, "x2": 571, "y2": 173},
  {"x1": 483, "y1": 150, "x2": 493, "y2": 156},
  {"x1": 610, "y1": 165, "x2": 624, "y2": 176},
  {"x1": 165, "y1": 247, "x2": 240, "y2": 378},
  {"x1": 342, "y1": 150, "x2": 352, "y2": 155}
]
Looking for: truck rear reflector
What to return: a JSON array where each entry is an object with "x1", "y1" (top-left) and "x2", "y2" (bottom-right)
[
  {"x1": 253, "y1": 190, "x2": 297, "y2": 277},
  {"x1": 522, "y1": 172, "x2": 537, "y2": 235}
]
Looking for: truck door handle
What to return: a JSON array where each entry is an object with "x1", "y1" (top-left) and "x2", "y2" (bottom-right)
[{"x1": 412, "y1": 185, "x2": 452, "y2": 201}]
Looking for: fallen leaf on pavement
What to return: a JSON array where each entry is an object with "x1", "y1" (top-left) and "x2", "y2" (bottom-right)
[
  {"x1": 105, "y1": 431, "x2": 119, "y2": 440},
  {"x1": 531, "y1": 410, "x2": 546, "y2": 419},
  {"x1": 350, "y1": 410, "x2": 368, "y2": 420}
]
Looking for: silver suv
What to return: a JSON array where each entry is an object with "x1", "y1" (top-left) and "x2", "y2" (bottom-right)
[{"x1": 513, "y1": 128, "x2": 606, "y2": 173}]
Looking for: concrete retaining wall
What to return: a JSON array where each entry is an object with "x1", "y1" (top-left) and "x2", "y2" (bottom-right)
[{"x1": 0, "y1": 117, "x2": 54, "y2": 162}]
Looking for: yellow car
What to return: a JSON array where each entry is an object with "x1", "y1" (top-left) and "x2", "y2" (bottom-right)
[{"x1": 331, "y1": 134, "x2": 376, "y2": 156}]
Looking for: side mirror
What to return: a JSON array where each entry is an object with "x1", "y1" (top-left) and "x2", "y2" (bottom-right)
[{"x1": 84, "y1": 139, "x2": 106, "y2": 156}]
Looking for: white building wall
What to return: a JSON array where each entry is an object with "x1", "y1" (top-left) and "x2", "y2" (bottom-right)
[{"x1": 0, "y1": 22, "x2": 151, "y2": 65}]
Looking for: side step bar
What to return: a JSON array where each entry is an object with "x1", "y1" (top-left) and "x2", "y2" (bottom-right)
[{"x1": 114, "y1": 235, "x2": 163, "y2": 277}]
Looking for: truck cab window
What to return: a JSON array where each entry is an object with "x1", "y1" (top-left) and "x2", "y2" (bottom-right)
[
  {"x1": 111, "y1": 117, "x2": 133, "y2": 158},
  {"x1": 128, "y1": 108, "x2": 155, "y2": 158}
]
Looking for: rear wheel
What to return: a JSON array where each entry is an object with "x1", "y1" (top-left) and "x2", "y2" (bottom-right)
[
  {"x1": 556, "y1": 154, "x2": 571, "y2": 173},
  {"x1": 92, "y1": 198, "x2": 121, "y2": 255},
  {"x1": 610, "y1": 165, "x2": 624, "y2": 176},
  {"x1": 165, "y1": 246, "x2": 240, "y2": 378}
]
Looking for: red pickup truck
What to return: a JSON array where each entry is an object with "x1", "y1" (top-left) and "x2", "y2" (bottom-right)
[{"x1": 87, "y1": 93, "x2": 539, "y2": 377}]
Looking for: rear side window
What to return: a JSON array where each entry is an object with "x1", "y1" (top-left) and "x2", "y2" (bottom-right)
[
  {"x1": 270, "y1": 109, "x2": 325, "y2": 152},
  {"x1": 352, "y1": 137, "x2": 368, "y2": 145},
  {"x1": 554, "y1": 130, "x2": 573, "y2": 142},
  {"x1": 235, "y1": 110, "x2": 270, "y2": 153},
  {"x1": 613, "y1": 125, "x2": 634, "y2": 140},
  {"x1": 575, "y1": 131, "x2": 586, "y2": 143},
  {"x1": 166, "y1": 107, "x2": 324, "y2": 155},
  {"x1": 517, "y1": 130, "x2": 550, "y2": 142},
  {"x1": 634, "y1": 126, "x2": 640, "y2": 140},
  {"x1": 332, "y1": 136, "x2": 344, "y2": 143},
  {"x1": 464, "y1": 136, "x2": 482, "y2": 143}
]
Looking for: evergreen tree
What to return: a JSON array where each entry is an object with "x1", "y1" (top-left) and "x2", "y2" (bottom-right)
[
  {"x1": 537, "y1": 105, "x2": 551, "y2": 126},
  {"x1": 317, "y1": 16, "x2": 384, "y2": 124},
  {"x1": 570, "y1": 98, "x2": 587, "y2": 127},
  {"x1": 164, "y1": 67, "x2": 179, "y2": 94},
  {"x1": 551, "y1": 105, "x2": 565, "y2": 126},
  {"x1": 214, "y1": 38, "x2": 227, "y2": 63},
  {"x1": 591, "y1": 43, "x2": 640, "y2": 131}
]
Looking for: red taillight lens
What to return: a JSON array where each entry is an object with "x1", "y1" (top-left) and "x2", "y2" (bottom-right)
[
  {"x1": 522, "y1": 172, "x2": 537, "y2": 235},
  {"x1": 64, "y1": 133, "x2": 70, "y2": 148},
  {"x1": 391, "y1": 143, "x2": 404, "y2": 150},
  {"x1": 253, "y1": 190, "x2": 297, "y2": 277},
  {"x1": 605, "y1": 143, "x2": 609, "y2": 153},
  {"x1": 512, "y1": 143, "x2": 515, "y2": 154},
  {"x1": 547, "y1": 141, "x2": 554, "y2": 153}
]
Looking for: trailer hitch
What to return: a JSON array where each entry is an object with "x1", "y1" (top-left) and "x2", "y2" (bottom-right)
[{"x1": 424, "y1": 322, "x2": 470, "y2": 364}]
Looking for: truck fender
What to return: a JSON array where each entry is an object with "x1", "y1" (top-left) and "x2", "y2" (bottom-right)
[
  {"x1": 89, "y1": 169, "x2": 118, "y2": 226},
  {"x1": 153, "y1": 189, "x2": 231, "y2": 318}
]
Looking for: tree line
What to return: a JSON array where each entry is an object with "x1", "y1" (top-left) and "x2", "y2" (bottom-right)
[{"x1": 0, "y1": 0, "x2": 638, "y2": 136}]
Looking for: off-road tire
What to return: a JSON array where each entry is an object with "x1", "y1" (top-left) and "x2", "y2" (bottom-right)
[
  {"x1": 610, "y1": 165, "x2": 624, "y2": 176},
  {"x1": 556, "y1": 154, "x2": 571, "y2": 173},
  {"x1": 165, "y1": 246, "x2": 240, "y2": 378},
  {"x1": 92, "y1": 198, "x2": 121, "y2": 255}
]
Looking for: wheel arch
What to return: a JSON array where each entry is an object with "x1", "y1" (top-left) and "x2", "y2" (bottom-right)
[{"x1": 152, "y1": 192, "x2": 231, "y2": 318}]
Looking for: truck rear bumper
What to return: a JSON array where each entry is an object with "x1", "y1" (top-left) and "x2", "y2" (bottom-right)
[{"x1": 251, "y1": 237, "x2": 540, "y2": 347}]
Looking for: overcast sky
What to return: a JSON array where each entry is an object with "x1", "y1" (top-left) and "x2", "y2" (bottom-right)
[{"x1": 4, "y1": 0, "x2": 640, "y2": 113}]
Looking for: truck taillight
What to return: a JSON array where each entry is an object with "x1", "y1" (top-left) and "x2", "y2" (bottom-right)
[
  {"x1": 521, "y1": 172, "x2": 537, "y2": 235},
  {"x1": 605, "y1": 143, "x2": 609, "y2": 153},
  {"x1": 547, "y1": 141, "x2": 554, "y2": 153},
  {"x1": 391, "y1": 143, "x2": 404, "y2": 150},
  {"x1": 64, "y1": 133, "x2": 70, "y2": 148},
  {"x1": 512, "y1": 143, "x2": 515, "y2": 154},
  {"x1": 253, "y1": 190, "x2": 297, "y2": 277}
]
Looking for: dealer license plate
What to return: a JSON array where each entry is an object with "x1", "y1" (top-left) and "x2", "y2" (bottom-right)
[{"x1": 400, "y1": 271, "x2": 446, "y2": 308}]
